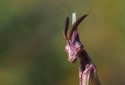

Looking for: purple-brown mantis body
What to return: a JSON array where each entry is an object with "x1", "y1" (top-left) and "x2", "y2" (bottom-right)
[{"x1": 63, "y1": 12, "x2": 101, "y2": 85}]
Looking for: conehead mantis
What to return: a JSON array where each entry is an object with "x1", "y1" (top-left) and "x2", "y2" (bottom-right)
[{"x1": 63, "y1": 10, "x2": 101, "y2": 85}]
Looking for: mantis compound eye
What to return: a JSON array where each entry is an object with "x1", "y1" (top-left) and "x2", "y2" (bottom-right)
[{"x1": 76, "y1": 46, "x2": 83, "y2": 55}]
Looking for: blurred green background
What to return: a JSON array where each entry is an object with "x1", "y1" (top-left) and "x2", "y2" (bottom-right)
[{"x1": 0, "y1": 0, "x2": 125, "y2": 85}]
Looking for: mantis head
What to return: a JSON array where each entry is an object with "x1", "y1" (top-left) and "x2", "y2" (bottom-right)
[{"x1": 63, "y1": 13, "x2": 88, "y2": 63}]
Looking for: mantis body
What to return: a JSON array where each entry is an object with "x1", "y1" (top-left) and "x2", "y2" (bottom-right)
[{"x1": 63, "y1": 12, "x2": 101, "y2": 85}]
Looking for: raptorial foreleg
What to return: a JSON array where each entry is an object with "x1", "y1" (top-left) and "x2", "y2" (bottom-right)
[{"x1": 79, "y1": 63, "x2": 98, "y2": 85}]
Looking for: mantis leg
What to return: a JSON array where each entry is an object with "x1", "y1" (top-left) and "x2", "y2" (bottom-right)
[{"x1": 79, "y1": 70, "x2": 83, "y2": 85}]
